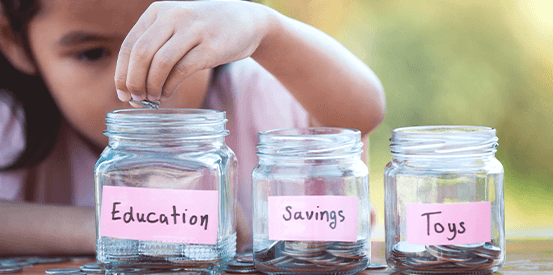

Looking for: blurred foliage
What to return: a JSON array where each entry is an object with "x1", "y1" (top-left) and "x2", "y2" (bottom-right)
[{"x1": 260, "y1": 0, "x2": 553, "y2": 237}]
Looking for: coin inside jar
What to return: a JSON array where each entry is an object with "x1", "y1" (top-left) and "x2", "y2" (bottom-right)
[
  {"x1": 388, "y1": 241, "x2": 502, "y2": 272},
  {"x1": 255, "y1": 239, "x2": 369, "y2": 273}
]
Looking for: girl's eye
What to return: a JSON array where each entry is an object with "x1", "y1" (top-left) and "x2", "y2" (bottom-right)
[{"x1": 77, "y1": 48, "x2": 109, "y2": 62}]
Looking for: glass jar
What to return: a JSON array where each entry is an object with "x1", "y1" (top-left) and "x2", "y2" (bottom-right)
[
  {"x1": 252, "y1": 127, "x2": 371, "y2": 275},
  {"x1": 94, "y1": 109, "x2": 237, "y2": 275},
  {"x1": 384, "y1": 126, "x2": 505, "y2": 274}
]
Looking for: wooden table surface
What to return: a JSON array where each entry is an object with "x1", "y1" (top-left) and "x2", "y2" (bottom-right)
[{"x1": 15, "y1": 239, "x2": 553, "y2": 274}]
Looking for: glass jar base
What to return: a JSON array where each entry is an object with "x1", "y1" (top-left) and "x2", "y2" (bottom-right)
[
  {"x1": 397, "y1": 267, "x2": 500, "y2": 274},
  {"x1": 255, "y1": 258, "x2": 369, "y2": 275},
  {"x1": 105, "y1": 269, "x2": 217, "y2": 275},
  {"x1": 258, "y1": 271, "x2": 365, "y2": 275},
  {"x1": 98, "y1": 233, "x2": 236, "y2": 274}
]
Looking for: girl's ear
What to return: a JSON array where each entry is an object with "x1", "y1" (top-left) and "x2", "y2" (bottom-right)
[{"x1": 0, "y1": 14, "x2": 37, "y2": 75}]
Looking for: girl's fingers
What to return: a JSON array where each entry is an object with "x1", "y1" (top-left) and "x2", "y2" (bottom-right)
[
  {"x1": 126, "y1": 19, "x2": 174, "y2": 101},
  {"x1": 114, "y1": 5, "x2": 158, "y2": 102},
  {"x1": 147, "y1": 33, "x2": 200, "y2": 101},
  {"x1": 160, "y1": 44, "x2": 209, "y2": 100}
]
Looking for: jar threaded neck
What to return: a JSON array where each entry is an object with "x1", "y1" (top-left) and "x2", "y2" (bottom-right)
[
  {"x1": 256, "y1": 127, "x2": 363, "y2": 159},
  {"x1": 390, "y1": 125, "x2": 498, "y2": 159},
  {"x1": 104, "y1": 109, "x2": 228, "y2": 141}
]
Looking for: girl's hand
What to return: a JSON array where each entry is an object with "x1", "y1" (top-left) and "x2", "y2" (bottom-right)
[{"x1": 114, "y1": 1, "x2": 270, "y2": 103}]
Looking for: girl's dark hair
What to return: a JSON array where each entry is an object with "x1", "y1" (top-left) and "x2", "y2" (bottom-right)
[
  {"x1": 0, "y1": 0, "x2": 246, "y2": 171},
  {"x1": 0, "y1": 0, "x2": 62, "y2": 171}
]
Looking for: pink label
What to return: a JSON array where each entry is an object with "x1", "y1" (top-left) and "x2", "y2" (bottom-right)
[
  {"x1": 406, "y1": 201, "x2": 491, "y2": 245},
  {"x1": 268, "y1": 196, "x2": 358, "y2": 242},
  {"x1": 100, "y1": 186, "x2": 218, "y2": 245}
]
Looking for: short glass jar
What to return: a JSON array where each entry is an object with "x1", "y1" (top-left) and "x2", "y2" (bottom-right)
[
  {"x1": 94, "y1": 109, "x2": 237, "y2": 275},
  {"x1": 252, "y1": 127, "x2": 371, "y2": 275},
  {"x1": 384, "y1": 126, "x2": 505, "y2": 274}
]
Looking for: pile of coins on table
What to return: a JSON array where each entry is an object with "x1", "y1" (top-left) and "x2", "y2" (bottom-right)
[
  {"x1": 78, "y1": 262, "x2": 105, "y2": 274},
  {"x1": 254, "y1": 240, "x2": 369, "y2": 273},
  {"x1": 52, "y1": 262, "x2": 211, "y2": 274},
  {"x1": 388, "y1": 241, "x2": 502, "y2": 272},
  {"x1": 49, "y1": 263, "x2": 103, "y2": 274},
  {"x1": 0, "y1": 256, "x2": 104, "y2": 274}
]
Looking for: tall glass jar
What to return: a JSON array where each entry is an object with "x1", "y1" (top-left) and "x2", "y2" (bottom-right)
[
  {"x1": 252, "y1": 127, "x2": 371, "y2": 275},
  {"x1": 94, "y1": 109, "x2": 237, "y2": 275},
  {"x1": 384, "y1": 126, "x2": 505, "y2": 274}
]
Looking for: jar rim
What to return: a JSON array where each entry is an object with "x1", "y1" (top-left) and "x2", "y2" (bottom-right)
[
  {"x1": 107, "y1": 108, "x2": 225, "y2": 121},
  {"x1": 259, "y1": 127, "x2": 360, "y2": 138},
  {"x1": 390, "y1": 125, "x2": 498, "y2": 158},
  {"x1": 257, "y1": 127, "x2": 363, "y2": 158},
  {"x1": 105, "y1": 108, "x2": 228, "y2": 140},
  {"x1": 392, "y1": 125, "x2": 495, "y2": 135}
]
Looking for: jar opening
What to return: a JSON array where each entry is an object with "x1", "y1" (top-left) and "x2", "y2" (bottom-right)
[
  {"x1": 257, "y1": 127, "x2": 363, "y2": 158},
  {"x1": 104, "y1": 108, "x2": 228, "y2": 139},
  {"x1": 390, "y1": 125, "x2": 498, "y2": 158},
  {"x1": 260, "y1": 127, "x2": 354, "y2": 136},
  {"x1": 107, "y1": 108, "x2": 225, "y2": 122},
  {"x1": 393, "y1": 125, "x2": 494, "y2": 135}
]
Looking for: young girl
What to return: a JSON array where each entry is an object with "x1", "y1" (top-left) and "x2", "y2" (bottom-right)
[{"x1": 0, "y1": 0, "x2": 385, "y2": 255}]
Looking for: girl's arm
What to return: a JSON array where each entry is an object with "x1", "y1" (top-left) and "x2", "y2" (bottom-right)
[
  {"x1": 0, "y1": 98, "x2": 95, "y2": 255},
  {"x1": 251, "y1": 8, "x2": 385, "y2": 136},
  {"x1": 115, "y1": 1, "x2": 385, "y2": 136},
  {"x1": 0, "y1": 199, "x2": 251, "y2": 255},
  {"x1": 0, "y1": 200, "x2": 95, "y2": 255}
]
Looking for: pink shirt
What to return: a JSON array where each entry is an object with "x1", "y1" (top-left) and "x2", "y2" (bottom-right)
[{"x1": 0, "y1": 58, "x2": 309, "y2": 226}]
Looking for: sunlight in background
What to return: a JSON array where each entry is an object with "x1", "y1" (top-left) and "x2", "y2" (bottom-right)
[
  {"x1": 260, "y1": 0, "x2": 553, "y2": 240},
  {"x1": 514, "y1": 0, "x2": 553, "y2": 55}
]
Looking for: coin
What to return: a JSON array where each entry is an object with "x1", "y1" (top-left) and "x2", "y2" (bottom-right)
[
  {"x1": 365, "y1": 263, "x2": 388, "y2": 270},
  {"x1": 455, "y1": 257, "x2": 491, "y2": 267},
  {"x1": 228, "y1": 261, "x2": 254, "y2": 268},
  {"x1": 29, "y1": 257, "x2": 70, "y2": 264},
  {"x1": 255, "y1": 239, "x2": 369, "y2": 273},
  {"x1": 80, "y1": 262, "x2": 105, "y2": 273},
  {"x1": 409, "y1": 256, "x2": 447, "y2": 265},
  {"x1": 425, "y1": 245, "x2": 472, "y2": 262},
  {"x1": 477, "y1": 243, "x2": 502, "y2": 257},
  {"x1": 0, "y1": 261, "x2": 32, "y2": 267},
  {"x1": 389, "y1": 241, "x2": 502, "y2": 272},
  {"x1": 0, "y1": 266, "x2": 23, "y2": 274},
  {"x1": 444, "y1": 242, "x2": 485, "y2": 249},
  {"x1": 225, "y1": 252, "x2": 257, "y2": 274},
  {"x1": 80, "y1": 262, "x2": 101, "y2": 268},
  {"x1": 45, "y1": 267, "x2": 82, "y2": 274},
  {"x1": 431, "y1": 245, "x2": 471, "y2": 255},
  {"x1": 394, "y1": 241, "x2": 427, "y2": 254},
  {"x1": 129, "y1": 99, "x2": 160, "y2": 109},
  {"x1": 225, "y1": 267, "x2": 258, "y2": 273},
  {"x1": 326, "y1": 249, "x2": 366, "y2": 259},
  {"x1": 236, "y1": 253, "x2": 254, "y2": 264}
]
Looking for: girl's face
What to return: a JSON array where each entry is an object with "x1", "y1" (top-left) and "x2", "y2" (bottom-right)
[{"x1": 25, "y1": 0, "x2": 210, "y2": 150}]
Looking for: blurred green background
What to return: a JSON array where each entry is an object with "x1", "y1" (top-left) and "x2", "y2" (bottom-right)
[{"x1": 257, "y1": 0, "x2": 553, "y2": 239}]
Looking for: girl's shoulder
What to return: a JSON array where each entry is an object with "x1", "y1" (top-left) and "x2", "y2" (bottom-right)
[{"x1": 0, "y1": 90, "x2": 26, "y2": 168}]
